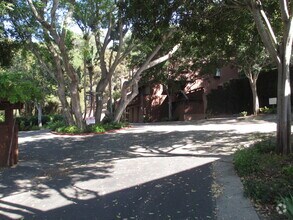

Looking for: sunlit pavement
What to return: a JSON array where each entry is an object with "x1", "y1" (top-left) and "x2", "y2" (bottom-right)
[{"x1": 0, "y1": 116, "x2": 276, "y2": 219}]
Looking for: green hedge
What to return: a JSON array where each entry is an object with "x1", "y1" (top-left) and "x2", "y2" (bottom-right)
[{"x1": 234, "y1": 139, "x2": 293, "y2": 218}]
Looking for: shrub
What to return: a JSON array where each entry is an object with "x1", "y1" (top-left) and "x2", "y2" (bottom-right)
[
  {"x1": 56, "y1": 126, "x2": 66, "y2": 133},
  {"x1": 243, "y1": 178, "x2": 291, "y2": 204},
  {"x1": 279, "y1": 194, "x2": 293, "y2": 219},
  {"x1": 41, "y1": 115, "x2": 51, "y2": 125},
  {"x1": 259, "y1": 106, "x2": 277, "y2": 114},
  {"x1": 234, "y1": 138, "x2": 293, "y2": 219},
  {"x1": 240, "y1": 111, "x2": 248, "y2": 117},
  {"x1": 253, "y1": 139, "x2": 275, "y2": 154},
  {"x1": 282, "y1": 166, "x2": 293, "y2": 177},
  {"x1": 63, "y1": 125, "x2": 80, "y2": 134},
  {"x1": 234, "y1": 147, "x2": 261, "y2": 176},
  {"x1": 47, "y1": 121, "x2": 66, "y2": 131},
  {"x1": 91, "y1": 124, "x2": 106, "y2": 133},
  {"x1": 0, "y1": 113, "x2": 4, "y2": 123},
  {"x1": 51, "y1": 114, "x2": 64, "y2": 123}
]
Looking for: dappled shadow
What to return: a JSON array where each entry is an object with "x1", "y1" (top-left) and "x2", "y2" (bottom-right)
[
  {"x1": 0, "y1": 163, "x2": 215, "y2": 220},
  {"x1": 0, "y1": 118, "x2": 276, "y2": 219}
]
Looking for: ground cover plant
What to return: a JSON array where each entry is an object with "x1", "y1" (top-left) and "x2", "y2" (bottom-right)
[
  {"x1": 234, "y1": 138, "x2": 293, "y2": 219},
  {"x1": 16, "y1": 114, "x2": 63, "y2": 131},
  {"x1": 47, "y1": 120, "x2": 129, "y2": 135}
]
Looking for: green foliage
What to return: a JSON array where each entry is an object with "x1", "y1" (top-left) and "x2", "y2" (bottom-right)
[
  {"x1": 234, "y1": 147, "x2": 261, "y2": 176},
  {"x1": 234, "y1": 139, "x2": 293, "y2": 210},
  {"x1": 91, "y1": 124, "x2": 106, "y2": 133},
  {"x1": 91, "y1": 122, "x2": 128, "y2": 133},
  {"x1": 0, "y1": 39, "x2": 19, "y2": 68},
  {"x1": 46, "y1": 121, "x2": 66, "y2": 131},
  {"x1": 16, "y1": 114, "x2": 64, "y2": 131},
  {"x1": 0, "y1": 112, "x2": 4, "y2": 123},
  {"x1": 243, "y1": 178, "x2": 290, "y2": 204},
  {"x1": 282, "y1": 166, "x2": 293, "y2": 177},
  {"x1": 259, "y1": 106, "x2": 276, "y2": 114},
  {"x1": 49, "y1": 120, "x2": 129, "y2": 134},
  {"x1": 239, "y1": 111, "x2": 248, "y2": 117},
  {"x1": 0, "y1": 71, "x2": 42, "y2": 103},
  {"x1": 63, "y1": 125, "x2": 80, "y2": 134},
  {"x1": 279, "y1": 194, "x2": 293, "y2": 219},
  {"x1": 0, "y1": 2, "x2": 13, "y2": 15}
]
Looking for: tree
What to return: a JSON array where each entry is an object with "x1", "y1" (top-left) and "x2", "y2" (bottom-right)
[
  {"x1": 26, "y1": 0, "x2": 85, "y2": 130},
  {"x1": 111, "y1": 0, "x2": 183, "y2": 122},
  {"x1": 225, "y1": 0, "x2": 293, "y2": 154},
  {"x1": 188, "y1": 5, "x2": 271, "y2": 116},
  {"x1": 73, "y1": 0, "x2": 182, "y2": 123},
  {"x1": 0, "y1": 70, "x2": 42, "y2": 104},
  {"x1": 73, "y1": 0, "x2": 134, "y2": 123},
  {"x1": 5, "y1": 0, "x2": 86, "y2": 129}
]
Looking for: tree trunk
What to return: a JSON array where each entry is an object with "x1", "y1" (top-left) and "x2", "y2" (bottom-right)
[
  {"x1": 276, "y1": 61, "x2": 292, "y2": 154},
  {"x1": 113, "y1": 43, "x2": 180, "y2": 122},
  {"x1": 54, "y1": 58, "x2": 75, "y2": 126},
  {"x1": 248, "y1": 78, "x2": 259, "y2": 116},
  {"x1": 69, "y1": 80, "x2": 85, "y2": 130},
  {"x1": 167, "y1": 89, "x2": 172, "y2": 120},
  {"x1": 95, "y1": 76, "x2": 109, "y2": 123},
  {"x1": 36, "y1": 103, "x2": 42, "y2": 128},
  {"x1": 248, "y1": 1, "x2": 293, "y2": 155},
  {"x1": 114, "y1": 81, "x2": 139, "y2": 122}
]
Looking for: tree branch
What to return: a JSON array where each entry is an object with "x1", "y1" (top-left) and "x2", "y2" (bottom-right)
[
  {"x1": 51, "y1": 0, "x2": 59, "y2": 27},
  {"x1": 26, "y1": 0, "x2": 51, "y2": 30},
  {"x1": 280, "y1": 0, "x2": 290, "y2": 22},
  {"x1": 250, "y1": 2, "x2": 280, "y2": 64}
]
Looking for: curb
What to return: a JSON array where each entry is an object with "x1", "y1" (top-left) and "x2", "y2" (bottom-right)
[{"x1": 214, "y1": 156, "x2": 260, "y2": 220}]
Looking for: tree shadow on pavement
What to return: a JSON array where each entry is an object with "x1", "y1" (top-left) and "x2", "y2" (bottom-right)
[
  {"x1": 0, "y1": 124, "x2": 274, "y2": 219},
  {"x1": 0, "y1": 163, "x2": 215, "y2": 220}
]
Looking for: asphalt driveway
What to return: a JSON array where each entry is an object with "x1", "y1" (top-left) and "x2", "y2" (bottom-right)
[{"x1": 0, "y1": 116, "x2": 276, "y2": 220}]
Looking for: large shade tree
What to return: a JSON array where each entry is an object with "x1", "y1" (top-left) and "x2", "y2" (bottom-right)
[
  {"x1": 73, "y1": 0, "x2": 182, "y2": 123},
  {"x1": 187, "y1": 4, "x2": 271, "y2": 116},
  {"x1": 225, "y1": 0, "x2": 293, "y2": 154},
  {"x1": 5, "y1": 0, "x2": 87, "y2": 129}
]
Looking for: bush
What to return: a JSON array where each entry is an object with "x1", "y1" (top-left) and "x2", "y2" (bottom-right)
[
  {"x1": 279, "y1": 194, "x2": 293, "y2": 219},
  {"x1": 50, "y1": 114, "x2": 64, "y2": 123},
  {"x1": 63, "y1": 125, "x2": 80, "y2": 134},
  {"x1": 41, "y1": 115, "x2": 51, "y2": 125},
  {"x1": 0, "y1": 113, "x2": 4, "y2": 123},
  {"x1": 239, "y1": 111, "x2": 248, "y2": 117},
  {"x1": 47, "y1": 121, "x2": 66, "y2": 131},
  {"x1": 243, "y1": 178, "x2": 291, "y2": 204},
  {"x1": 282, "y1": 165, "x2": 293, "y2": 177},
  {"x1": 259, "y1": 106, "x2": 276, "y2": 114},
  {"x1": 234, "y1": 147, "x2": 261, "y2": 176},
  {"x1": 234, "y1": 138, "x2": 293, "y2": 218},
  {"x1": 47, "y1": 119, "x2": 128, "y2": 134},
  {"x1": 91, "y1": 124, "x2": 106, "y2": 133},
  {"x1": 16, "y1": 114, "x2": 57, "y2": 131}
]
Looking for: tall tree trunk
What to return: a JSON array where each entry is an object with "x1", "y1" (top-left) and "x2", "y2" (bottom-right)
[
  {"x1": 167, "y1": 88, "x2": 173, "y2": 120},
  {"x1": 83, "y1": 54, "x2": 87, "y2": 120},
  {"x1": 95, "y1": 76, "x2": 109, "y2": 123},
  {"x1": 113, "y1": 43, "x2": 180, "y2": 122},
  {"x1": 54, "y1": 56, "x2": 75, "y2": 126},
  {"x1": 108, "y1": 77, "x2": 113, "y2": 119},
  {"x1": 247, "y1": 0, "x2": 293, "y2": 154},
  {"x1": 248, "y1": 77, "x2": 259, "y2": 116},
  {"x1": 69, "y1": 80, "x2": 85, "y2": 130},
  {"x1": 114, "y1": 81, "x2": 139, "y2": 122},
  {"x1": 36, "y1": 103, "x2": 42, "y2": 128},
  {"x1": 276, "y1": 59, "x2": 292, "y2": 154}
]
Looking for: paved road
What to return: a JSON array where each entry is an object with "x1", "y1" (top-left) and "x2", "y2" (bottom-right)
[{"x1": 0, "y1": 117, "x2": 276, "y2": 220}]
